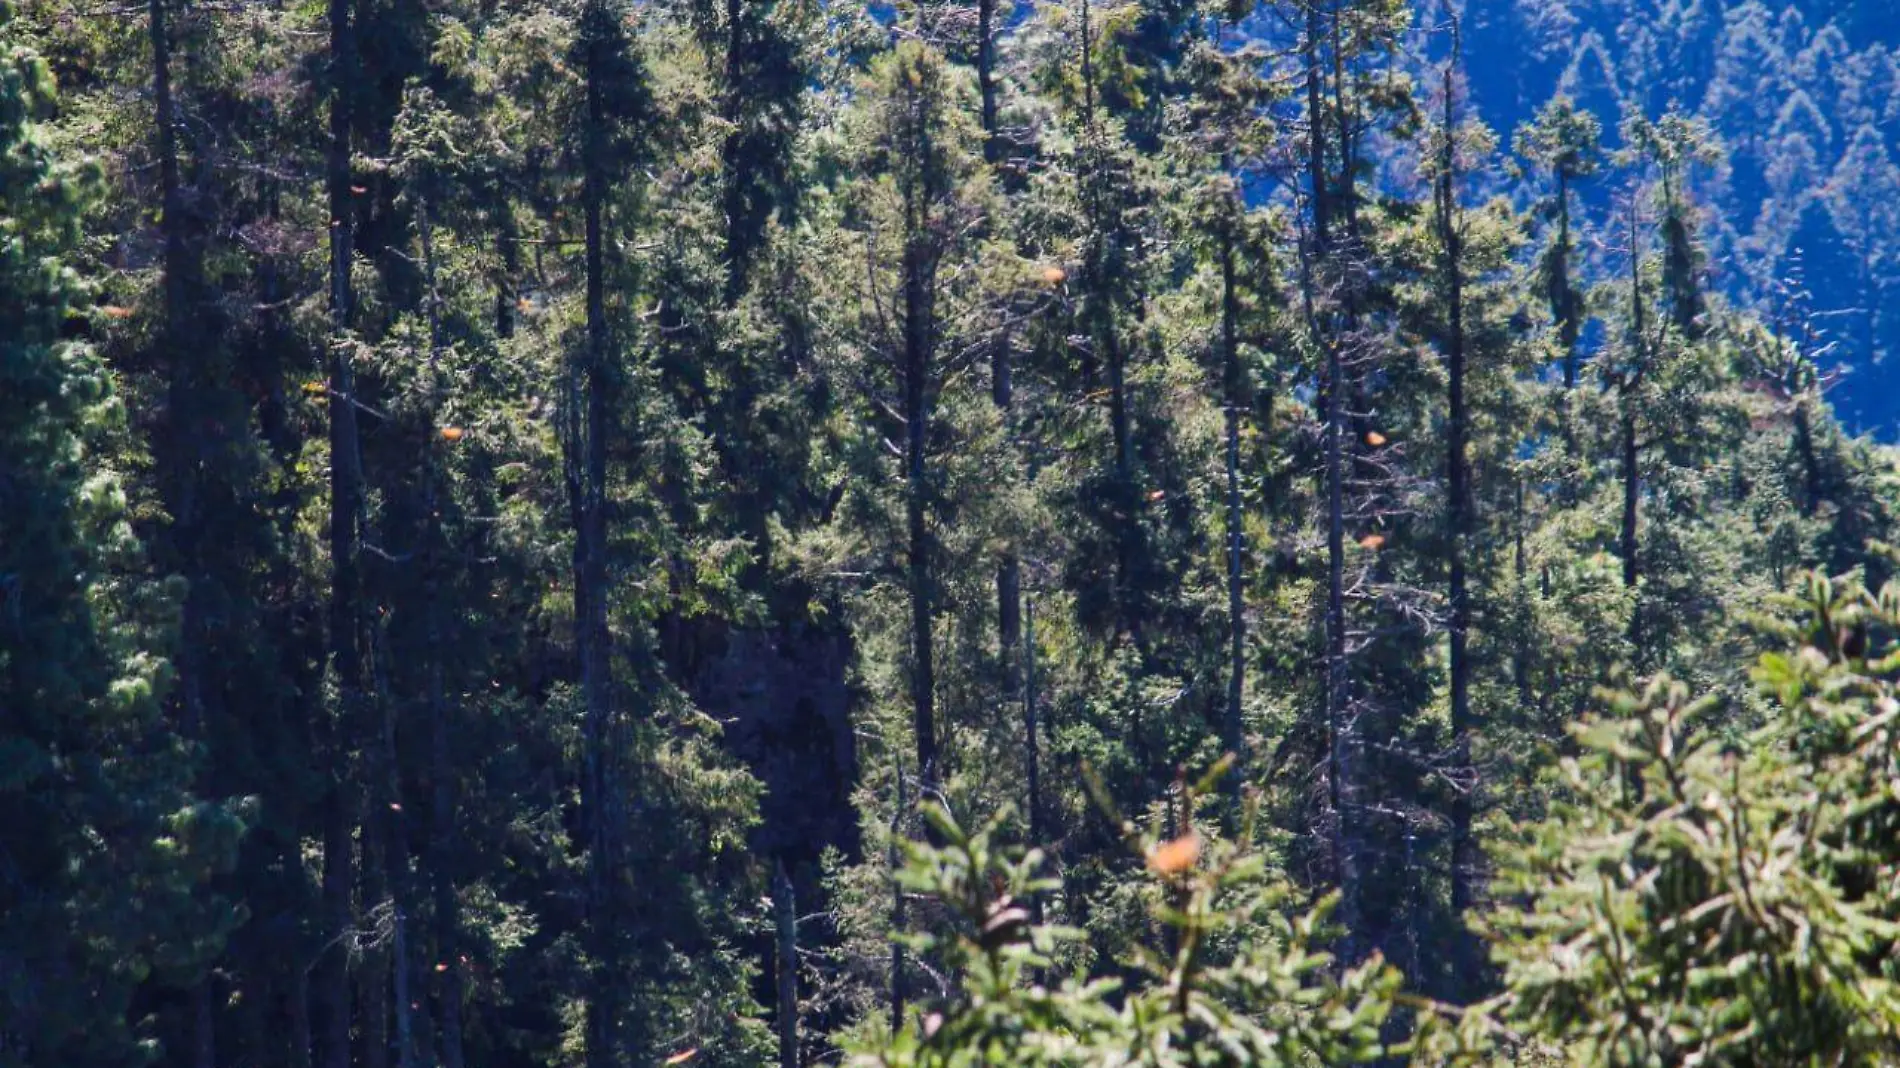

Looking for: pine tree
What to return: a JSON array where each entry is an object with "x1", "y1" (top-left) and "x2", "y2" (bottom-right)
[
  {"x1": 1517, "y1": 97, "x2": 1601, "y2": 389},
  {"x1": 1, "y1": 13, "x2": 243, "y2": 1060}
]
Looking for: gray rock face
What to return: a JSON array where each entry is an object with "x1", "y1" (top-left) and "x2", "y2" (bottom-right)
[{"x1": 663, "y1": 617, "x2": 860, "y2": 865}]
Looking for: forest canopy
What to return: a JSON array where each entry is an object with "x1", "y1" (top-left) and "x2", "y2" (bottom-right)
[{"x1": 4, "y1": 0, "x2": 1900, "y2": 1065}]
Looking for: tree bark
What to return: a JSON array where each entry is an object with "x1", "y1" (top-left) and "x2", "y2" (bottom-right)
[
  {"x1": 1304, "y1": 1, "x2": 1331, "y2": 246},
  {"x1": 1620, "y1": 408, "x2": 1639, "y2": 598},
  {"x1": 1220, "y1": 223, "x2": 1246, "y2": 778},
  {"x1": 1794, "y1": 394, "x2": 1821, "y2": 518},
  {"x1": 1024, "y1": 597, "x2": 1042, "y2": 873},
  {"x1": 1436, "y1": 47, "x2": 1478, "y2": 994},
  {"x1": 773, "y1": 859, "x2": 798, "y2": 1068},
  {"x1": 901, "y1": 96, "x2": 939, "y2": 790},
  {"x1": 1323, "y1": 317, "x2": 1357, "y2": 963},
  {"x1": 1621, "y1": 203, "x2": 1645, "y2": 634},
  {"x1": 578, "y1": 10, "x2": 621, "y2": 1067},
  {"x1": 888, "y1": 768, "x2": 908, "y2": 1030},
  {"x1": 1554, "y1": 173, "x2": 1578, "y2": 389},
  {"x1": 323, "y1": 0, "x2": 363, "y2": 1061},
  {"x1": 977, "y1": 0, "x2": 999, "y2": 163},
  {"x1": 415, "y1": 193, "x2": 466, "y2": 1068},
  {"x1": 150, "y1": 0, "x2": 205, "y2": 740},
  {"x1": 151, "y1": 7, "x2": 220, "y2": 1057},
  {"x1": 1304, "y1": 5, "x2": 1357, "y2": 959},
  {"x1": 193, "y1": 979, "x2": 214, "y2": 1068}
]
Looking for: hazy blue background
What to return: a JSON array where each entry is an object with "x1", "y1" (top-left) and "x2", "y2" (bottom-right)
[{"x1": 1457, "y1": 0, "x2": 1900, "y2": 432}]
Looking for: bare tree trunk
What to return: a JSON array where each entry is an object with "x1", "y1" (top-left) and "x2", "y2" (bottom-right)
[
  {"x1": 1304, "y1": 1, "x2": 1331, "y2": 247},
  {"x1": 150, "y1": 0, "x2": 204, "y2": 739},
  {"x1": 888, "y1": 768, "x2": 908, "y2": 1030},
  {"x1": 774, "y1": 859, "x2": 798, "y2": 1068},
  {"x1": 151, "y1": 7, "x2": 220, "y2": 1058},
  {"x1": 494, "y1": 209, "x2": 519, "y2": 341},
  {"x1": 1620, "y1": 198, "x2": 1646, "y2": 650},
  {"x1": 578, "y1": 10, "x2": 621, "y2": 1067},
  {"x1": 1024, "y1": 596, "x2": 1043, "y2": 923},
  {"x1": 1434, "y1": 41, "x2": 1478, "y2": 991},
  {"x1": 1075, "y1": 0, "x2": 1137, "y2": 636},
  {"x1": 1555, "y1": 174, "x2": 1578, "y2": 389},
  {"x1": 430, "y1": 668, "x2": 466, "y2": 1068},
  {"x1": 1220, "y1": 224, "x2": 1246, "y2": 778},
  {"x1": 193, "y1": 978, "x2": 215, "y2": 1068},
  {"x1": 414, "y1": 193, "x2": 466, "y2": 1068},
  {"x1": 1620, "y1": 408, "x2": 1639, "y2": 597},
  {"x1": 1513, "y1": 476, "x2": 1532, "y2": 708},
  {"x1": 1303, "y1": 0, "x2": 1357, "y2": 964},
  {"x1": 362, "y1": 826, "x2": 389, "y2": 1068},
  {"x1": 902, "y1": 112, "x2": 939, "y2": 791},
  {"x1": 990, "y1": 169, "x2": 1020, "y2": 719},
  {"x1": 323, "y1": 0, "x2": 362, "y2": 1060},
  {"x1": 290, "y1": 966, "x2": 313, "y2": 1068},
  {"x1": 1323, "y1": 321, "x2": 1358, "y2": 963},
  {"x1": 1793, "y1": 394, "x2": 1820, "y2": 517},
  {"x1": 977, "y1": 0, "x2": 999, "y2": 162},
  {"x1": 391, "y1": 892, "x2": 414, "y2": 1068}
]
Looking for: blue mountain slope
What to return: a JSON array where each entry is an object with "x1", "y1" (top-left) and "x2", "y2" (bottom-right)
[{"x1": 1456, "y1": 0, "x2": 1900, "y2": 433}]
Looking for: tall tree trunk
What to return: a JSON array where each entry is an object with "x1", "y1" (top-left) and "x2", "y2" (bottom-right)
[
  {"x1": 361, "y1": 824, "x2": 390, "y2": 1068},
  {"x1": 1105, "y1": 318, "x2": 1135, "y2": 633},
  {"x1": 1323, "y1": 316, "x2": 1357, "y2": 964},
  {"x1": 719, "y1": 0, "x2": 758, "y2": 298},
  {"x1": 494, "y1": 208, "x2": 518, "y2": 341},
  {"x1": 151, "y1": 7, "x2": 220, "y2": 1059},
  {"x1": 902, "y1": 142, "x2": 939, "y2": 790},
  {"x1": 1436, "y1": 47, "x2": 1478, "y2": 994},
  {"x1": 888, "y1": 767, "x2": 908, "y2": 1030},
  {"x1": 773, "y1": 859, "x2": 798, "y2": 1068},
  {"x1": 1555, "y1": 174, "x2": 1578, "y2": 389},
  {"x1": 1621, "y1": 206, "x2": 1645, "y2": 642},
  {"x1": 151, "y1": 0, "x2": 205, "y2": 739},
  {"x1": 1078, "y1": 0, "x2": 1095, "y2": 134},
  {"x1": 291, "y1": 966, "x2": 313, "y2": 1068},
  {"x1": 415, "y1": 192, "x2": 467, "y2": 1068},
  {"x1": 1513, "y1": 475, "x2": 1532, "y2": 707},
  {"x1": 1793, "y1": 393, "x2": 1821, "y2": 518},
  {"x1": 1220, "y1": 224, "x2": 1245, "y2": 777},
  {"x1": 323, "y1": 0, "x2": 363, "y2": 1061},
  {"x1": 991, "y1": 171, "x2": 1020, "y2": 713},
  {"x1": 429, "y1": 642, "x2": 465, "y2": 1068},
  {"x1": 193, "y1": 979, "x2": 215, "y2": 1068},
  {"x1": 390, "y1": 879, "x2": 414, "y2": 1068},
  {"x1": 1075, "y1": 0, "x2": 1137, "y2": 636},
  {"x1": 1303, "y1": 1, "x2": 1331, "y2": 247},
  {"x1": 1620, "y1": 408, "x2": 1639, "y2": 597},
  {"x1": 1304, "y1": 0, "x2": 1357, "y2": 963},
  {"x1": 977, "y1": 0, "x2": 999, "y2": 163},
  {"x1": 1107, "y1": 326, "x2": 1131, "y2": 497},
  {"x1": 579, "y1": 10, "x2": 621, "y2": 1066},
  {"x1": 1328, "y1": 6, "x2": 1357, "y2": 237},
  {"x1": 1024, "y1": 597, "x2": 1043, "y2": 888}
]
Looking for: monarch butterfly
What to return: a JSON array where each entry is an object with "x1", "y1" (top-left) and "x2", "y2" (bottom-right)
[
  {"x1": 1359, "y1": 533, "x2": 1386, "y2": 550},
  {"x1": 1147, "y1": 831, "x2": 1200, "y2": 875},
  {"x1": 440, "y1": 426, "x2": 465, "y2": 442},
  {"x1": 1365, "y1": 431, "x2": 1388, "y2": 447}
]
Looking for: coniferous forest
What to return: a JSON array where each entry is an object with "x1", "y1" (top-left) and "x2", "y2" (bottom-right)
[{"x1": 6, "y1": 0, "x2": 1900, "y2": 1064}]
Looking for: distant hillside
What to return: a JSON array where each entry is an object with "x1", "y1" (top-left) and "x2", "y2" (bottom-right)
[{"x1": 1461, "y1": 0, "x2": 1900, "y2": 432}]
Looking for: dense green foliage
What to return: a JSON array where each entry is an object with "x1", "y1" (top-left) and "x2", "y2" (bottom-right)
[{"x1": 3, "y1": 0, "x2": 1899, "y2": 1065}]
